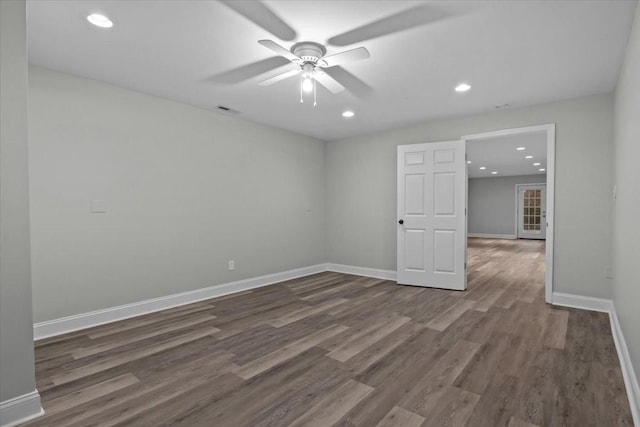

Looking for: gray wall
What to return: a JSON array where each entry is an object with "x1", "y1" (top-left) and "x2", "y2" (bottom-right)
[
  {"x1": 0, "y1": 0, "x2": 38, "y2": 405},
  {"x1": 613, "y1": 1, "x2": 640, "y2": 404},
  {"x1": 28, "y1": 67, "x2": 326, "y2": 322},
  {"x1": 326, "y1": 93, "x2": 614, "y2": 299},
  {"x1": 469, "y1": 175, "x2": 545, "y2": 237}
]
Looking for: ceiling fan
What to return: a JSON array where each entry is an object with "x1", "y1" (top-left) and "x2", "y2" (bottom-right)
[
  {"x1": 218, "y1": 0, "x2": 447, "y2": 104},
  {"x1": 256, "y1": 39, "x2": 370, "y2": 105}
]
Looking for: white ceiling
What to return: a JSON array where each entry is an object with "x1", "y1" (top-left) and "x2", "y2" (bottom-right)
[
  {"x1": 467, "y1": 131, "x2": 547, "y2": 178},
  {"x1": 27, "y1": 0, "x2": 636, "y2": 141}
]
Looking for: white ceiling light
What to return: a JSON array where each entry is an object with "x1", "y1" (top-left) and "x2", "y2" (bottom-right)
[
  {"x1": 533, "y1": 162, "x2": 541, "y2": 166},
  {"x1": 455, "y1": 83, "x2": 471, "y2": 92},
  {"x1": 467, "y1": 160, "x2": 471, "y2": 164},
  {"x1": 342, "y1": 110, "x2": 355, "y2": 118},
  {"x1": 525, "y1": 155, "x2": 533, "y2": 159},
  {"x1": 516, "y1": 147, "x2": 526, "y2": 151},
  {"x1": 539, "y1": 168, "x2": 546, "y2": 172},
  {"x1": 87, "y1": 13, "x2": 113, "y2": 28},
  {"x1": 491, "y1": 171, "x2": 498, "y2": 174},
  {"x1": 479, "y1": 166, "x2": 486, "y2": 170}
]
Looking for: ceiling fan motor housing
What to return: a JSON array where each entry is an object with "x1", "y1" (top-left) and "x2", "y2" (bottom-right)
[{"x1": 291, "y1": 41, "x2": 326, "y2": 64}]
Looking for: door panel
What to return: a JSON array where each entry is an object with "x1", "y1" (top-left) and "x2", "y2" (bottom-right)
[
  {"x1": 517, "y1": 184, "x2": 546, "y2": 239},
  {"x1": 397, "y1": 141, "x2": 467, "y2": 290}
]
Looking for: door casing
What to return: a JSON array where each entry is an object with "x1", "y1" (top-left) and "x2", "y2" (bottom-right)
[{"x1": 462, "y1": 124, "x2": 556, "y2": 303}]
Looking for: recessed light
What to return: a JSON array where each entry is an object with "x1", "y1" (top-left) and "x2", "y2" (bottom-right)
[
  {"x1": 455, "y1": 83, "x2": 471, "y2": 92},
  {"x1": 533, "y1": 162, "x2": 541, "y2": 166},
  {"x1": 87, "y1": 13, "x2": 113, "y2": 28},
  {"x1": 525, "y1": 155, "x2": 533, "y2": 159},
  {"x1": 539, "y1": 168, "x2": 546, "y2": 172},
  {"x1": 516, "y1": 147, "x2": 526, "y2": 151},
  {"x1": 342, "y1": 110, "x2": 355, "y2": 118},
  {"x1": 479, "y1": 166, "x2": 486, "y2": 170},
  {"x1": 467, "y1": 160, "x2": 471, "y2": 164},
  {"x1": 491, "y1": 171, "x2": 498, "y2": 175}
]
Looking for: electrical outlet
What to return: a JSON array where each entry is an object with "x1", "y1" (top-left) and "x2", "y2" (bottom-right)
[
  {"x1": 605, "y1": 266, "x2": 614, "y2": 279},
  {"x1": 228, "y1": 260, "x2": 235, "y2": 271}
]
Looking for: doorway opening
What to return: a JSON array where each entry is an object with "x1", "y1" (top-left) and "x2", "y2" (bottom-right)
[{"x1": 463, "y1": 124, "x2": 555, "y2": 303}]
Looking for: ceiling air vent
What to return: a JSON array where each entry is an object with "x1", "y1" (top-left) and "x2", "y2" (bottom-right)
[{"x1": 216, "y1": 105, "x2": 241, "y2": 114}]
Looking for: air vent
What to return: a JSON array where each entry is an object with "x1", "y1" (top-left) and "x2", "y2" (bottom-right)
[
  {"x1": 495, "y1": 103, "x2": 511, "y2": 109},
  {"x1": 216, "y1": 105, "x2": 241, "y2": 114}
]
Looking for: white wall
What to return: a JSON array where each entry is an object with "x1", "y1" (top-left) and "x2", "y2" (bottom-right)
[
  {"x1": 613, "y1": 1, "x2": 640, "y2": 403},
  {"x1": 468, "y1": 175, "x2": 545, "y2": 237},
  {"x1": 0, "y1": 0, "x2": 39, "y2": 417},
  {"x1": 326, "y1": 93, "x2": 614, "y2": 298},
  {"x1": 28, "y1": 66, "x2": 326, "y2": 323}
]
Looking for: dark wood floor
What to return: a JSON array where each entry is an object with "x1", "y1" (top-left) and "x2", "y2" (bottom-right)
[{"x1": 27, "y1": 238, "x2": 633, "y2": 426}]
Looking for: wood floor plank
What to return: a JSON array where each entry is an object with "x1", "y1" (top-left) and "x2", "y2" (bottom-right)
[
  {"x1": 543, "y1": 309, "x2": 569, "y2": 349},
  {"x1": 265, "y1": 298, "x2": 347, "y2": 328},
  {"x1": 327, "y1": 315, "x2": 411, "y2": 362},
  {"x1": 508, "y1": 417, "x2": 540, "y2": 427},
  {"x1": 288, "y1": 379, "x2": 373, "y2": 427},
  {"x1": 375, "y1": 406, "x2": 425, "y2": 427},
  {"x1": 425, "y1": 299, "x2": 475, "y2": 331},
  {"x1": 399, "y1": 339, "x2": 481, "y2": 413},
  {"x1": 232, "y1": 324, "x2": 348, "y2": 379},
  {"x1": 43, "y1": 373, "x2": 139, "y2": 416},
  {"x1": 51, "y1": 327, "x2": 220, "y2": 385}
]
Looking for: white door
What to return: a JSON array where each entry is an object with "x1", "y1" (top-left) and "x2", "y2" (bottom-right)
[
  {"x1": 397, "y1": 141, "x2": 467, "y2": 290},
  {"x1": 517, "y1": 184, "x2": 546, "y2": 239}
]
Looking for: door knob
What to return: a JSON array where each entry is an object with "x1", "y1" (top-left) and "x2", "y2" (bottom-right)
[{"x1": 398, "y1": 219, "x2": 404, "y2": 224}]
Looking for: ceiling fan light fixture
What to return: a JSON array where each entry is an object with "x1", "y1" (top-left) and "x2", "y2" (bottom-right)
[{"x1": 302, "y1": 77, "x2": 314, "y2": 93}]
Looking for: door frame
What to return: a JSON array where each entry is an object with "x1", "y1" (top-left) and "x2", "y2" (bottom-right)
[
  {"x1": 462, "y1": 124, "x2": 555, "y2": 303},
  {"x1": 515, "y1": 183, "x2": 546, "y2": 239}
]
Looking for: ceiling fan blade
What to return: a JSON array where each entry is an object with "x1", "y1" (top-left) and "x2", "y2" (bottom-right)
[
  {"x1": 322, "y1": 66, "x2": 372, "y2": 98},
  {"x1": 210, "y1": 56, "x2": 291, "y2": 84},
  {"x1": 221, "y1": 0, "x2": 297, "y2": 41},
  {"x1": 319, "y1": 47, "x2": 370, "y2": 68},
  {"x1": 258, "y1": 68, "x2": 301, "y2": 86},
  {"x1": 314, "y1": 71, "x2": 345, "y2": 93},
  {"x1": 327, "y1": 5, "x2": 446, "y2": 46},
  {"x1": 258, "y1": 40, "x2": 302, "y2": 64}
]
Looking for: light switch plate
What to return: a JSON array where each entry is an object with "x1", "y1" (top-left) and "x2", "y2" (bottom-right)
[{"x1": 91, "y1": 199, "x2": 107, "y2": 213}]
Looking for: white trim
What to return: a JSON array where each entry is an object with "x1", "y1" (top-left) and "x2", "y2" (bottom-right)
[
  {"x1": 551, "y1": 293, "x2": 639, "y2": 425},
  {"x1": 462, "y1": 124, "x2": 556, "y2": 141},
  {"x1": 326, "y1": 263, "x2": 396, "y2": 280},
  {"x1": 34, "y1": 264, "x2": 327, "y2": 340},
  {"x1": 463, "y1": 123, "x2": 556, "y2": 303},
  {"x1": 610, "y1": 304, "x2": 640, "y2": 426},
  {"x1": 467, "y1": 233, "x2": 516, "y2": 240},
  {"x1": 551, "y1": 292, "x2": 611, "y2": 312},
  {"x1": 0, "y1": 390, "x2": 43, "y2": 427}
]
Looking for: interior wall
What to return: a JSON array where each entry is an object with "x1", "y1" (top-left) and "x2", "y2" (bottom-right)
[
  {"x1": 468, "y1": 174, "x2": 546, "y2": 237},
  {"x1": 326, "y1": 92, "x2": 614, "y2": 299},
  {"x1": 28, "y1": 66, "x2": 326, "y2": 323},
  {"x1": 0, "y1": 0, "x2": 38, "y2": 405},
  {"x1": 613, "y1": 1, "x2": 640, "y2": 402}
]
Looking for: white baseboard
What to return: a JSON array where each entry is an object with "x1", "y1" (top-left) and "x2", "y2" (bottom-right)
[
  {"x1": 34, "y1": 264, "x2": 327, "y2": 340},
  {"x1": 550, "y1": 292, "x2": 611, "y2": 312},
  {"x1": 552, "y1": 292, "x2": 639, "y2": 425},
  {"x1": 468, "y1": 233, "x2": 516, "y2": 239},
  {"x1": 610, "y1": 304, "x2": 640, "y2": 426},
  {"x1": 0, "y1": 390, "x2": 43, "y2": 427},
  {"x1": 326, "y1": 263, "x2": 396, "y2": 281}
]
